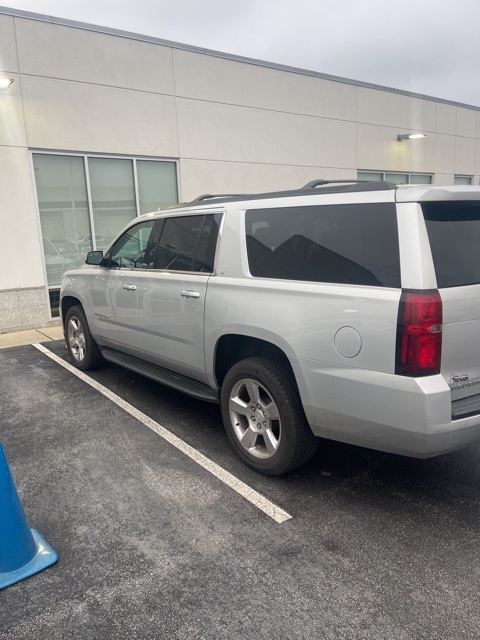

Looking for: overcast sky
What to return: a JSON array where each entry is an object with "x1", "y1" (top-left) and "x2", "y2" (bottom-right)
[{"x1": 2, "y1": 0, "x2": 480, "y2": 107}]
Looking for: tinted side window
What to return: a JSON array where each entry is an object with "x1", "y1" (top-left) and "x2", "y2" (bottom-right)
[
  {"x1": 154, "y1": 215, "x2": 219, "y2": 272},
  {"x1": 193, "y1": 216, "x2": 220, "y2": 272},
  {"x1": 245, "y1": 203, "x2": 400, "y2": 287},
  {"x1": 422, "y1": 201, "x2": 480, "y2": 288},
  {"x1": 109, "y1": 220, "x2": 155, "y2": 269}
]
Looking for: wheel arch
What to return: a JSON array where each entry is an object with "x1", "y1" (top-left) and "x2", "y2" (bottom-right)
[
  {"x1": 214, "y1": 334, "x2": 294, "y2": 387},
  {"x1": 61, "y1": 295, "x2": 84, "y2": 328}
]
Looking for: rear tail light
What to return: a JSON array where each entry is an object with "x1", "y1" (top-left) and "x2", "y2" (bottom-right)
[{"x1": 395, "y1": 290, "x2": 442, "y2": 376}]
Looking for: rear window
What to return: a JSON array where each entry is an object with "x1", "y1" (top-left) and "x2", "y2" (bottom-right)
[
  {"x1": 422, "y1": 202, "x2": 480, "y2": 288},
  {"x1": 245, "y1": 203, "x2": 400, "y2": 287}
]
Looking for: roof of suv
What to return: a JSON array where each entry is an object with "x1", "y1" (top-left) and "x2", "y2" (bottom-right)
[
  {"x1": 395, "y1": 184, "x2": 480, "y2": 202},
  {"x1": 164, "y1": 181, "x2": 480, "y2": 212},
  {"x1": 141, "y1": 182, "x2": 480, "y2": 222},
  {"x1": 176, "y1": 179, "x2": 397, "y2": 208}
]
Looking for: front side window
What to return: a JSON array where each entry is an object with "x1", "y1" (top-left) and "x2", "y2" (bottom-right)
[
  {"x1": 154, "y1": 215, "x2": 219, "y2": 272},
  {"x1": 109, "y1": 220, "x2": 155, "y2": 269},
  {"x1": 245, "y1": 203, "x2": 400, "y2": 287}
]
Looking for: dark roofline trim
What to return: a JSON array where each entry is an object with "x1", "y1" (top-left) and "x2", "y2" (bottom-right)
[
  {"x1": 1, "y1": 4, "x2": 479, "y2": 113},
  {"x1": 179, "y1": 180, "x2": 397, "y2": 208}
]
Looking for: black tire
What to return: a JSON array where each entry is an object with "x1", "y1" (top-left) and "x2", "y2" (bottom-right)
[
  {"x1": 64, "y1": 305, "x2": 104, "y2": 371},
  {"x1": 220, "y1": 357, "x2": 318, "y2": 475}
]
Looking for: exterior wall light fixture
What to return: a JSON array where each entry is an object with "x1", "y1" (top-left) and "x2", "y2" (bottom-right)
[
  {"x1": 397, "y1": 133, "x2": 426, "y2": 141},
  {"x1": 0, "y1": 78, "x2": 14, "y2": 90}
]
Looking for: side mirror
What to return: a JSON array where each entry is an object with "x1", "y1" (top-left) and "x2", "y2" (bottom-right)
[{"x1": 86, "y1": 250, "x2": 104, "y2": 265}]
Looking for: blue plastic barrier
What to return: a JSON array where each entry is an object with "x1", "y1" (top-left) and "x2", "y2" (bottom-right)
[{"x1": 0, "y1": 444, "x2": 57, "y2": 590}]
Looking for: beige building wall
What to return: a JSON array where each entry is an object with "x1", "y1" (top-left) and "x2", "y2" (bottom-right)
[{"x1": 0, "y1": 8, "x2": 479, "y2": 330}]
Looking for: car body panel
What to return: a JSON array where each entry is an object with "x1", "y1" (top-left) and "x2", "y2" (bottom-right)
[
  {"x1": 440, "y1": 285, "x2": 480, "y2": 403},
  {"x1": 90, "y1": 268, "x2": 144, "y2": 355},
  {"x1": 139, "y1": 270, "x2": 210, "y2": 382}
]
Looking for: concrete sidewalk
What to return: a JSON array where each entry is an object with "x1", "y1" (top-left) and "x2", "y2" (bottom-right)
[{"x1": 0, "y1": 325, "x2": 64, "y2": 349}]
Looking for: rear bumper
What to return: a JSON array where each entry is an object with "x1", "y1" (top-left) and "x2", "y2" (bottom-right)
[{"x1": 295, "y1": 360, "x2": 480, "y2": 457}]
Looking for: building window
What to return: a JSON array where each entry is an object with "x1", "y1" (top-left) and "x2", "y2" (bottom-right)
[
  {"x1": 137, "y1": 160, "x2": 178, "y2": 215},
  {"x1": 88, "y1": 157, "x2": 137, "y2": 252},
  {"x1": 34, "y1": 154, "x2": 90, "y2": 289},
  {"x1": 454, "y1": 176, "x2": 472, "y2": 185},
  {"x1": 358, "y1": 171, "x2": 432, "y2": 185},
  {"x1": 33, "y1": 152, "x2": 178, "y2": 315}
]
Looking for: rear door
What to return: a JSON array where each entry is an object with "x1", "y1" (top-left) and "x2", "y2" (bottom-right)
[
  {"x1": 138, "y1": 212, "x2": 221, "y2": 383},
  {"x1": 422, "y1": 200, "x2": 480, "y2": 414}
]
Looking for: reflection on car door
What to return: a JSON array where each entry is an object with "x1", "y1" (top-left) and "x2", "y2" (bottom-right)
[
  {"x1": 90, "y1": 219, "x2": 157, "y2": 355},
  {"x1": 140, "y1": 272, "x2": 210, "y2": 381},
  {"x1": 139, "y1": 213, "x2": 221, "y2": 382}
]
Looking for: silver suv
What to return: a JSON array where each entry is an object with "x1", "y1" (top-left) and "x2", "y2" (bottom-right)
[{"x1": 60, "y1": 179, "x2": 480, "y2": 474}]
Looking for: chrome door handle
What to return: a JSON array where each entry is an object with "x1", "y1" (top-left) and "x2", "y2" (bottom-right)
[
  {"x1": 180, "y1": 290, "x2": 200, "y2": 299},
  {"x1": 123, "y1": 284, "x2": 137, "y2": 291}
]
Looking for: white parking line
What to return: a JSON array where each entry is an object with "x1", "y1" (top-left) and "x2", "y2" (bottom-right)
[{"x1": 33, "y1": 343, "x2": 292, "y2": 524}]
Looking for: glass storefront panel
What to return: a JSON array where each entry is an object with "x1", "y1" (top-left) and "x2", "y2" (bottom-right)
[
  {"x1": 33, "y1": 154, "x2": 91, "y2": 287},
  {"x1": 137, "y1": 160, "x2": 178, "y2": 214},
  {"x1": 89, "y1": 157, "x2": 136, "y2": 251},
  {"x1": 34, "y1": 153, "x2": 179, "y2": 316}
]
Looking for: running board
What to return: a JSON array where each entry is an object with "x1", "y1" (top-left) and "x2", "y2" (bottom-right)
[{"x1": 100, "y1": 348, "x2": 219, "y2": 403}]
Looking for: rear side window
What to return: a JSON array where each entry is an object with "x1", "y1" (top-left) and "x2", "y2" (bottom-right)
[
  {"x1": 245, "y1": 203, "x2": 400, "y2": 287},
  {"x1": 423, "y1": 202, "x2": 480, "y2": 288}
]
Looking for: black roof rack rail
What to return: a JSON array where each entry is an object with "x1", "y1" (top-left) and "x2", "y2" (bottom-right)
[
  {"x1": 183, "y1": 179, "x2": 397, "y2": 207},
  {"x1": 302, "y1": 179, "x2": 397, "y2": 191}
]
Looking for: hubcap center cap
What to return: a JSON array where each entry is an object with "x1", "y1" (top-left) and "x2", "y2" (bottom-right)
[{"x1": 249, "y1": 405, "x2": 267, "y2": 431}]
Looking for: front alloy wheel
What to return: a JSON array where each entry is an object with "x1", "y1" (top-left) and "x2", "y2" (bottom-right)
[
  {"x1": 67, "y1": 314, "x2": 87, "y2": 363},
  {"x1": 64, "y1": 305, "x2": 103, "y2": 371}
]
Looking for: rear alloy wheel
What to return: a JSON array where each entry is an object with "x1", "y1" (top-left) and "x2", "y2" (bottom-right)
[
  {"x1": 221, "y1": 357, "x2": 318, "y2": 475},
  {"x1": 65, "y1": 305, "x2": 103, "y2": 371}
]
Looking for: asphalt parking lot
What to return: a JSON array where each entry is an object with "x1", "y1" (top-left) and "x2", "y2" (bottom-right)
[{"x1": 1, "y1": 339, "x2": 480, "y2": 640}]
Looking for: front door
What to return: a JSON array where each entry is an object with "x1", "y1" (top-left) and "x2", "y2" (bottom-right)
[{"x1": 90, "y1": 219, "x2": 156, "y2": 355}]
